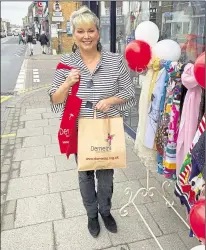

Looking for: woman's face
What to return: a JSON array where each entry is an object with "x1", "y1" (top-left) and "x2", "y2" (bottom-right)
[{"x1": 73, "y1": 23, "x2": 99, "y2": 52}]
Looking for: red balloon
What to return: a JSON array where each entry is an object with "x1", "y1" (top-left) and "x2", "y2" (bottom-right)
[
  {"x1": 194, "y1": 52, "x2": 205, "y2": 89},
  {"x1": 189, "y1": 199, "x2": 205, "y2": 242},
  {"x1": 125, "y1": 40, "x2": 151, "y2": 72}
]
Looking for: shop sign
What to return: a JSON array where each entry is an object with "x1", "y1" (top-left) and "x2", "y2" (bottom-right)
[
  {"x1": 51, "y1": 23, "x2": 58, "y2": 38},
  {"x1": 53, "y1": 11, "x2": 62, "y2": 17},
  {"x1": 52, "y1": 16, "x2": 64, "y2": 22},
  {"x1": 53, "y1": 1, "x2": 61, "y2": 12}
]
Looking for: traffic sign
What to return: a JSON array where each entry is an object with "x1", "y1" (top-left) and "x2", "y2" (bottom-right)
[{"x1": 37, "y1": 2, "x2": 43, "y2": 8}]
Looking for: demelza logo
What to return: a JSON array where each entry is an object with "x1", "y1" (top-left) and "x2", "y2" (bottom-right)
[{"x1": 90, "y1": 133, "x2": 115, "y2": 152}]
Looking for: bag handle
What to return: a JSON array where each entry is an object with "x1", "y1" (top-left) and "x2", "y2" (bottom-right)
[
  {"x1": 93, "y1": 109, "x2": 111, "y2": 134},
  {"x1": 56, "y1": 62, "x2": 80, "y2": 96}
]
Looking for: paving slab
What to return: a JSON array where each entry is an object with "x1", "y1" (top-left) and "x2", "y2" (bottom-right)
[
  {"x1": 61, "y1": 189, "x2": 86, "y2": 218},
  {"x1": 26, "y1": 108, "x2": 47, "y2": 114},
  {"x1": 25, "y1": 119, "x2": 48, "y2": 128},
  {"x1": 108, "y1": 208, "x2": 162, "y2": 245},
  {"x1": 15, "y1": 193, "x2": 63, "y2": 227},
  {"x1": 22, "y1": 135, "x2": 51, "y2": 147},
  {"x1": 55, "y1": 155, "x2": 77, "y2": 171},
  {"x1": 49, "y1": 170, "x2": 79, "y2": 193},
  {"x1": 53, "y1": 216, "x2": 112, "y2": 250},
  {"x1": 46, "y1": 143, "x2": 62, "y2": 157},
  {"x1": 17, "y1": 127, "x2": 43, "y2": 137},
  {"x1": 44, "y1": 125, "x2": 59, "y2": 135},
  {"x1": 1, "y1": 222, "x2": 54, "y2": 250},
  {"x1": 129, "y1": 233, "x2": 188, "y2": 250},
  {"x1": 20, "y1": 113, "x2": 42, "y2": 121},
  {"x1": 20, "y1": 157, "x2": 56, "y2": 177},
  {"x1": 13, "y1": 146, "x2": 45, "y2": 161},
  {"x1": 7, "y1": 175, "x2": 49, "y2": 200},
  {"x1": 145, "y1": 202, "x2": 188, "y2": 234}
]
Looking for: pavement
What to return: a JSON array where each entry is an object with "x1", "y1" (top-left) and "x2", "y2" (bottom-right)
[{"x1": 1, "y1": 43, "x2": 200, "y2": 250}]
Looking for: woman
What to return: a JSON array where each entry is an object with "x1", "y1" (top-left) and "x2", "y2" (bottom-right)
[
  {"x1": 27, "y1": 28, "x2": 34, "y2": 56},
  {"x1": 48, "y1": 6, "x2": 136, "y2": 238}
]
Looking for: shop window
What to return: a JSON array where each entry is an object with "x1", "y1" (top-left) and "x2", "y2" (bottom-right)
[
  {"x1": 105, "y1": 7, "x2": 110, "y2": 16},
  {"x1": 112, "y1": 1, "x2": 205, "y2": 132},
  {"x1": 100, "y1": 1, "x2": 110, "y2": 51}
]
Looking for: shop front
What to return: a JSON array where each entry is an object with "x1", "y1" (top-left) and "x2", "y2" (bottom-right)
[{"x1": 84, "y1": 1, "x2": 205, "y2": 139}]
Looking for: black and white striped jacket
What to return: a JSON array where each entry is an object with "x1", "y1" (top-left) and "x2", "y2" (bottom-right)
[{"x1": 48, "y1": 49, "x2": 136, "y2": 119}]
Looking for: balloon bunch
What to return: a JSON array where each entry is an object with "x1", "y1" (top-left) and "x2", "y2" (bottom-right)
[
  {"x1": 189, "y1": 199, "x2": 205, "y2": 244},
  {"x1": 194, "y1": 52, "x2": 205, "y2": 89},
  {"x1": 125, "y1": 21, "x2": 181, "y2": 72}
]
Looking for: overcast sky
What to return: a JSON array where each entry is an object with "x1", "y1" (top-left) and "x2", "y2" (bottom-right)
[{"x1": 1, "y1": 1, "x2": 32, "y2": 25}]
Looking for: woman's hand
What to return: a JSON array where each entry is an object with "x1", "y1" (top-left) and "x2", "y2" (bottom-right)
[
  {"x1": 96, "y1": 99, "x2": 112, "y2": 113},
  {"x1": 65, "y1": 69, "x2": 80, "y2": 87}
]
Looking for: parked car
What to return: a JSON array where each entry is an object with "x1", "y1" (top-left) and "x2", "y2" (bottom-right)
[
  {"x1": 13, "y1": 31, "x2": 19, "y2": 36},
  {"x1": 7, "y1": 31, "x2": 13, "y2": 36}
]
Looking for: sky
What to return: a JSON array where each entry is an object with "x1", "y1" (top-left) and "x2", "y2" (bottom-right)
[{"x1": 1, "y1": 1, "x2": 32, "y2": 25}]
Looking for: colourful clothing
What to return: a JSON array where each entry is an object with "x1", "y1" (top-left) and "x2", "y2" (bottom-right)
[
  {"x1": 176, "y1": 63, "x2": 202, "y2": 175},
  {"x1": 163, "y1": 63, "x2": 183, "y2": 179},
  {"x1": 144, "y1": 68, "x2": 167, "y2": 149},
  {"x1": 134, "y1": 59, "x2": 160, "y2": 170}
]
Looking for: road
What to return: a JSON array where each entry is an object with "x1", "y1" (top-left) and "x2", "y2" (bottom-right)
[{"x1": 1, "y1": 36, "x2": 27, "y2": 95}]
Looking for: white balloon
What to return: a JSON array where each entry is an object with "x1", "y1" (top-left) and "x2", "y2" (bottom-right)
[
  {"x1": 190, "y1": 245, "x2": 205, "y2": 250},
  {"x1": 152, "y1": 39, "x2": 181, "y2": 61},
  {"x1": 135, "y1": 21, "x2": 159, "y2": 47}
]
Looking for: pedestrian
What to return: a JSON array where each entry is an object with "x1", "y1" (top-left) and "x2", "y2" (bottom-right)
[
  {"x1": 27, "y1": 28, "x2": 34, "y2": 56},
  {"x1": 48, "y1": 6, "x2": 136, "y2": 238},
  {"x1": 18, "y1": 32, "x2": 24, "y2": 44},
  {"x1": 39, "y1": 31, "x2": 49, "y2": 54}
]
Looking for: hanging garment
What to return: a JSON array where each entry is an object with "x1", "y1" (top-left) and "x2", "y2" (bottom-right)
[
  {"x1": 197, "y1": 89, "x2": 205, "y2": 127},
  {"x1": 135, "y1": 59, "x2": 160, "y2": 170},
  {"x1": 156, "y1": 60, "x2": 172, "y2": 174},
  {"x1": 176, "y1": 63, "x2": 202, "y2": 176},
  {"x1": 144, "y1": 68, "x2": 167, "y2": 149},
  {"x1": 190, "y1": 131, "x2": 205, "y2": 180},
  {"x1": 175, "y1": 115, "x2": 206, "y2": 212}
]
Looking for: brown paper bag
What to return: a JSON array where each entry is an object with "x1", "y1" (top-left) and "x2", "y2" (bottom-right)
[{"x1": 78, "y1": 112, "x2": 126, "y2": 171}]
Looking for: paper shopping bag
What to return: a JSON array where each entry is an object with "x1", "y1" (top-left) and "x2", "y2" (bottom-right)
[
  {"x1": 78, "y1": 112, "x2": 126, "y2": 171},
  {"x1": 56, "y1": 63, "x2": 82, "y2": 158}
]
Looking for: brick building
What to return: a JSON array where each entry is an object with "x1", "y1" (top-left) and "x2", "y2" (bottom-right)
[{"x1": 48, "y1": 1, "x2": 81, "y2": 53}]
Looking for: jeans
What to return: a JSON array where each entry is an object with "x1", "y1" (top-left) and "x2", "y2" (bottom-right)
[{"x1": 75, "y1": 154, "x2": 114, "y2": 218}]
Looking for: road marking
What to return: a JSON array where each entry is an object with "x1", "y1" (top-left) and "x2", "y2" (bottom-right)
[
  {"x1": 33, "y1": 79, "x2": 40, "y2": 83},
  {"x1": 33, "y1": 69, "x2": 40, "y2": 84},
  {"x1": 0, "y1": 133, "x2": 16, "y2": 138},
  {"x1": 14, "y1": 59, "x2": 27, "y2": 92},
  {"x1": 0, "y1": 96, "x2": 13, "y2": 103}
]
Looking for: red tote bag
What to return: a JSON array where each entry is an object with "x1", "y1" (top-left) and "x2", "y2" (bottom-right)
[{"x1": 56, "y1": 62, "x2": 82, "y2": 158}]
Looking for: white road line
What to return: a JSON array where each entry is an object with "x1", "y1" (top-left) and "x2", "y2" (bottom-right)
[
  {"x1": 14, "y1": 58, "x2": 27, "y2": 92},
  {"x1": 33, "y1": 69, "x2": 39, "y2": 71},
  {"x1": 33, "y1": 79, "x2": 40, "y2": 83},
  {"x1": 33, "y1": 75, "x2": 39, "y2": 79}
]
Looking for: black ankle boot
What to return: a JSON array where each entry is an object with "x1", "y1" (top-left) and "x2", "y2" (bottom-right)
[
  {"x1": 88, "y1": 216, "x2": 100, "y2": 238},
  {"x1": 100, "y1": 213, "x2": 117, "y2": 233}
]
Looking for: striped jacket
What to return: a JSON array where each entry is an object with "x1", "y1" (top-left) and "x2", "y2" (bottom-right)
[{"x1": 48, "y1": 49, "x2": 136, "y2": 119}]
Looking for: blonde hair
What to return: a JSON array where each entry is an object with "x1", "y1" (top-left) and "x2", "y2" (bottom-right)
[{"x1": 70, "y1": 6, "x2": 100, "y2": 34}]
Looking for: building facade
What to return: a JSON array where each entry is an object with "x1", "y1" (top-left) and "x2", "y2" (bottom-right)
[
  {"x1": 48, "y1": 1, "x2": 81, "y2": 53},
  {"x1": 84, "y1": 1, "x2": 205, "y2": 138}
]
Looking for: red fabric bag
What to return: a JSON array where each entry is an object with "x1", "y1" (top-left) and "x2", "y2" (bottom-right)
[{"x1": 56, "y1": 62, "x2": 82, "y2": 158}]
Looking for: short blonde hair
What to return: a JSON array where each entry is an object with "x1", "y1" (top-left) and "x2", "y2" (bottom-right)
[{"x1": 70, "y1": 6, "x2": 100, "y2": 34}]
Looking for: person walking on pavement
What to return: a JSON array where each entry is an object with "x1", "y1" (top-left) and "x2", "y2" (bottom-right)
[
  {"x1": 27, "y1": 28, "x2": 34, "y2": 56},
  {"x1": 48, "y1": 6, "x2": 136, "y2": 238},
  {"x1": 39, "y1": 31, "x2": 49, "y2": 54},
  {"x1": 18, "y1": 31, "x2": 25, "y2": 45}
]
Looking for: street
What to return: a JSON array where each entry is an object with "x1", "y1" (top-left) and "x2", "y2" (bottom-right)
[{"x1": 1, "y1": 36, "x2": 27, "y2": 95}]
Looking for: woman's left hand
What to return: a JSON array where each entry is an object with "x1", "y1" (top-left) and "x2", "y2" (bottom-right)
[{"x1": 96, "y1": 99, "x2": 112, "y2": 113}]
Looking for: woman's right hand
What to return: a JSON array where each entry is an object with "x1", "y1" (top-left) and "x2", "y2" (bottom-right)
[{"x1": 65, "y1": 69, "x2": 80, "y2": 87}]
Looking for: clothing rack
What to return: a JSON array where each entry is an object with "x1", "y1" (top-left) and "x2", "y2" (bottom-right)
[
  {"x1": 119, "y1": 167, "x2": 191, "y2": 250},
  {"x1": 119, "y1": 59, "x2": 202, "y2": 250}
]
